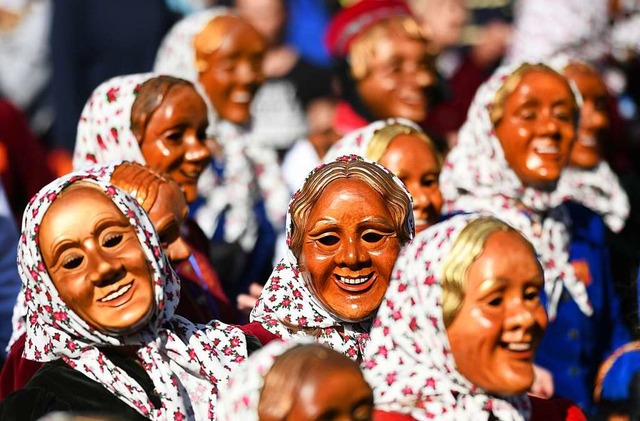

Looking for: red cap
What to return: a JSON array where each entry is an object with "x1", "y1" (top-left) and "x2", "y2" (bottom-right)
[{"x1": 325, "y1": 0, "x2": 413, "y2": 59}]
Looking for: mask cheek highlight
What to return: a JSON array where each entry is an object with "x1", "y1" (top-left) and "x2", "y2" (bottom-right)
[
  {"x1": 470, "y1": 307, "x2": 492, "y2": 329},
  {"x1": 517, "y1": 127, "x2": 528, "y2": 137}
]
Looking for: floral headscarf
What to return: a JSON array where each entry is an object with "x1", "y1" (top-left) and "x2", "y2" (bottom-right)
[
  {"x1": 323, "y1": 117, "x2": 425, "y2": 163},
  {"x1": 547, "y1": 56, "x2": 630, "y2": 233},
  {"x1": 217, "y1": 339, "x2": 314, "y2": 421},
  {"x1": 506, "y1": 0, "x2": 609, "y2": 64},
  {"x1": 18, "y1": 168, "x2": 248, "y2": 419},
  {"x1": 362, "y1": 213, "x2": 532, "y2": 420},
  {"x1": 73, "y1": 73, "x2": 153, "y2": 170},
  {"x1": 440, "y1": 62, "x2": 592, "y2": 321},
  {"x1": 153, "y1": 8, "x2": 289, "y2": 249},
  {"x1": 250, "y1": 155, "x2": 414, "y2": 360}
]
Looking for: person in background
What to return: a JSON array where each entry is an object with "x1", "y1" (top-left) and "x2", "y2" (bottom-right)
[
  {"x1": 247, "y1": 156, "x2": 414, "y2": 357},
  {"x1": 440, "y1": 62, "x2": 632, "y2": 414},
  {"x1": 408, "y1": 0, "x2": 511, "y2": 152},
  {"x1": 325, "y1": 118, "x2": 443, "y2": 234},
  {"x1": 154, "y1": 9, "x2": 290, "y2": 305},
  {"x1": 363, "y1": 213, "x2": 585, "y2": 420},
  {"x1": 0, "y1": 170, "x2": 256, "y2": 420},
  {"x1": 218, "y1": 340, "x2": 374, "y2": 421},
  {"x1": 72, "y1": 74, "x2": 234, "y2": 323},
  {"x1": 234, "y1": 0, "x2": 308, "y2": 153},
  {"x1": 324, "y1": 0, "x2": 436, "y2": 136}
]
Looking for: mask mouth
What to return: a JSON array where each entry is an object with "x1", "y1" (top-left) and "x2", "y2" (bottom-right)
[
  {"x1": 179, "y1": 167, "x2": 203, "y2": 181},
  {"x1": 532, "y1": 138, "x2": 560, "y2": 156},
  {"x1": 98, "y1": 281, "x2": 134, "y2": 303},
  {"x1": 397, "y1": 89, "x2": 427, "y2": 107},
  {"x1": 499, "y1": 340, "x2": 535, "y2": 360},
  {"x1": 229, "y1": 91, "x2": 252, "y2": 104},
  {"x1": 333, "y1": 272, "x2": 376, "y2": 293},
  {"x1": 577, "y1": 134, "x2": 598, "y2": 148}
]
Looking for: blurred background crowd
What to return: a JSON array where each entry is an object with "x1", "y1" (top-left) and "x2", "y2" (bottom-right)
[{"x1": 0, "y1": 0, "x2": 640, "y2": 419}]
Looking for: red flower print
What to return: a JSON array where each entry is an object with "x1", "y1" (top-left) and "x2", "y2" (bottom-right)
[
  {"x1": 363, "y1": 360, "x2": 376, "y2": 369},
  {"x1": 46, "y1": 192, "x2": 57, "y2": 202},
  {"x1": 66, "y1": 340, "x2": 76, "y2": 351},
  {"x1": 409, "y1": 317, "x2": 418, "y2": 331},
  {"x1": 424, "y1": 275, "x2": 436, "y2": 286},
  {"x1": 96, "y1": 134, "x2": 106, "y2": 150},
  {"x1": 106, "y1": 87, "x2": 119, "y2": 103},
  {"x1": 385, "y1": 372, "x2": 397, "y2": 386},
  {"x1": 425, "y1": 377, "x2": 436, "y2": 388},
  {"x1": 110, "y1": 127, "x2": 119, "y2": 143},
  {"x1": 53, "y1": 311, "x2": 67, "y2": 321}
]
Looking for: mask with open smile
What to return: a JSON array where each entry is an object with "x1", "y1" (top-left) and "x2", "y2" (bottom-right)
[{"x1": 299, "y1": 178, "x2": 401, "y2": 322}]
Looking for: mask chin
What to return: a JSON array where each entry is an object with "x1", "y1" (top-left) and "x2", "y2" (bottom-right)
[{"x1": 102, "y1": 303, "x2": 157, "y2": 337}]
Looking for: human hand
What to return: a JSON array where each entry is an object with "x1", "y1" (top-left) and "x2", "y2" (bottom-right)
[
  {"x1": 236, "y1": 282, "x2": 264, "y2": 314},
  {"x1": 529, "y1": 364, "x2": 554, "y2": 398}
]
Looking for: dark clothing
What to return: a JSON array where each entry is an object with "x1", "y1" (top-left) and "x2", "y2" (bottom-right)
[
  {"x1": 0, "y1": 349, "x2": 158, "y2": 421},
  {"x1": 50, "y1": 0, "x2": 178, "y2": 151},
  {"x1": 0, "y1": 333, "x2": 261, "y2": 418}
]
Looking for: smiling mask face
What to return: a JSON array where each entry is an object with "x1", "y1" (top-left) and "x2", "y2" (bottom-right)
[
  {"x1": 446, "y1": 230, "x2": 547, "y2": 394},
  {"x1": 494, "y1": 69, "x2": 576, "y2": 190},
  {"x1": 298, "y1": 178, "x2": 401, "y2": 322},
  {"x1": 39, "y1": 184, "x2": 155, "y2": 335}
]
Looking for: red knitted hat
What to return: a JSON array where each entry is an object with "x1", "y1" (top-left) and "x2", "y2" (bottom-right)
[{"x1": 325, "y1": 0, "x2": 413, "y2": 59}]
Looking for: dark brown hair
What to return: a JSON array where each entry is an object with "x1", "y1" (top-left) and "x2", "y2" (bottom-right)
[{"x1": 130, "y1": 75, "x2": 196, "y2": 142}]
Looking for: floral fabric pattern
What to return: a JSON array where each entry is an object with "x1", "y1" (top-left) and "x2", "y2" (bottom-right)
[
  {"x1": 18, "y1": 168, "x2": 248, "y2": 419},
  {"x1": 250, "y1": 155, "x2": 414, "y2": 360},
  {"x1": 72, "y1": 73, "x2": 153, "y2": 169},
  {"x1": 555, "y1": 162, "x2": 630, "y2": 233},
  {"x1": 362, "y1": 213, "x2": 531, "y2": 420},
  {"x1": 439, "y1": 62, "x2": 592, "y2": 321}
]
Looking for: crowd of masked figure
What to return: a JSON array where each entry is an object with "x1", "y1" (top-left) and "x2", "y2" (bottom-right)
[{"x1": 0, "y1": 0, "x2": 639, "y2": 420}]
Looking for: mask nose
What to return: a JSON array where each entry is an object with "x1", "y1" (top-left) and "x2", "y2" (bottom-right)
[
  {"x1": 87, "y1": 249, "x2": 125, "y2": 287},
  {"x1": 337, "y1": 236, "x2": 370, "y2": 270}
]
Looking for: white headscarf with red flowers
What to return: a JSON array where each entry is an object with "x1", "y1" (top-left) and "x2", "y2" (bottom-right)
[
  {"x1": 323, "y1": 117, "x2": 425, "y2": 163},
  {"x1": 18, "y1": 167, "x2": 249, "y2": 420},
  {"x1": 547, "y1": 56, "x2": 630, "y2": 233},
  {"x1": 362, "y1": 213, "x2": 532, "y2": 420},
  {"x1": 73, "y1": 73, "x2": 153, "y2": 170},
  {"x1": 154, "y1": 8, "x2": 289, "y2": 249},
  {"x1": 217, "y1": 339, "x2": 315, "y2": 421},
  {"x1": 250, "y1": 155, "x2": 414, "y2": 361},
  {"x1": 439, "y1": 62, "x2": 592, "y2": 321}
]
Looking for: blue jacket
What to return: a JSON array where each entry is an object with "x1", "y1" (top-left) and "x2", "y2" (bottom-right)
[{"x1": 535, "y1": 202, "x2": 631, "y2": 414}]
